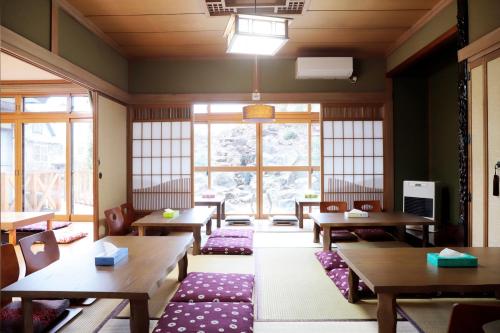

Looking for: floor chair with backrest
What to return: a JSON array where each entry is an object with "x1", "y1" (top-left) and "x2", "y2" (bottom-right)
[
  {"x1": 319, "y1": 201, "x2": 358, "y2": 242},
  {"x1": 0, "y1": 243, "x2": 80, "y2": 333},
  {"x1": 447, "y1": 303, "x2": 500, "y2": 333},
  {"x1": 352, "y1": 200, "x2": 394, "y2": 241}
]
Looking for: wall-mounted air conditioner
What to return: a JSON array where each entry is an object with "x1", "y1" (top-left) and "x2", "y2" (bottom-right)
[
  {"x1": 403, "y1": 180, "x2": 441, "y2": 232},
  {"x1": 295, "y1": 57, "x2": 353, "y2": 79}
]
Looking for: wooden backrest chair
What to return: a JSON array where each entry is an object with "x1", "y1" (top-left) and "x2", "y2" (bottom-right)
[
  {"x1": 120, "y1": 202, "x2": 136, "y2": 229},
  {"x1": 1, "y1": 244, "x2": 20, "y2": 307},
  {"x1": 447, "y1": 303, "x2": 500, "y2": 333},
  {"x1": 353, "y1": 200, "x2": 382, "y2": 212},
  {"x1": 104, "y1": 207, "x2": 130, "y2": 236},
  {"x1": 19, "y1": 230, "x2": 60, "y2": 276},
  {"x1": 320, "y1": 201, "x2": 348, "y2": 213}
]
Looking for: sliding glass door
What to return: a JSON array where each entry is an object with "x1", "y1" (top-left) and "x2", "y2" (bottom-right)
[{"x1": 0, "y1": 123, "x2": 16, "y2": 211}]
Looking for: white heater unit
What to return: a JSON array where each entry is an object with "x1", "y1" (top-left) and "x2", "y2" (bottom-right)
[
  {"x1": 295, "y1": 57, "x2": 353, "y2": 79},
  {"x1": 403, "y1": 181, "x2": 441, "y2": 232}
]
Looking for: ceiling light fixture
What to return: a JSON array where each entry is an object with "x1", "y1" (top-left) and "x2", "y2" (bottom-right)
[
  {"x1": 223, "y1": 0, "x2": 291, "y2": 56},
  {"x1": 242, "y1": 57, "x2": 275, "y2": 123}
]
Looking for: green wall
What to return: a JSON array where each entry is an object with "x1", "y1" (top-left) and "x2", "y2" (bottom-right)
[
  {"x1": 1, "y1": 0, "x2": 51, "y2": 50},
  {"x1": 393, "y1": 76, "x2": 429, "y2": 211},
  {"x1": 428, "y1": 52, "x2": 459, "y2": 224},
  {"x1": 387, "y1": 3, "x2": 456, "y2": 72},
  {"x1": 58, "y1": 10, "x2": 128, "y2": 91},
  {"x1": 129, "y1": 58, "x2": 386, "y2": 94},
  {"x1": 469, "y1": 0, "x2": 500, "y2": 42}
]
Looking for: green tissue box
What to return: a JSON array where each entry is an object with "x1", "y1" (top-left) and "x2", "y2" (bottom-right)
[
  {"x1": 427, "y1": 253, "x2": 478, "y2": 267},
  {"x1": 163, "y1": 209, "x2": 179, "y2": 219}
]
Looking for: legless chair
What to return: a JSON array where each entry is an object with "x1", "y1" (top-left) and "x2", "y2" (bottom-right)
[
  {"x1": 120, "y1": 202, "x2": 136, "y2": 230},
  {"x1": 319, "y1": 201, "x2": 358, "y2": 242},
  {"x1": 104, "y1": 207, "x2": 132, "y2": 236},
  {"x1": 447, "y1": 303, "x2": 500, "y2": 333},
  {"x1": 19, "y1": 230, "x2": 60, "y2": 276},
  {"x1": 352, "y1": 200, "x2": 394, "y2": 241},
  {"x1": 0, "y1": 243, "x2": 77, "y2": 333}
]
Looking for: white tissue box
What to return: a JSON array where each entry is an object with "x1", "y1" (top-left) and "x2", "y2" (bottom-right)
[{"x1": 344, "y1": 209, "x2": 368, "y2": 218}]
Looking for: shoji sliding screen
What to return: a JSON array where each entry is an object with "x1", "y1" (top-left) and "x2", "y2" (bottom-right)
[
  {"x1": 130, "y1": 105, "x2": 193, "y2": 211},
  {"x1": 321, "y1": 104, "x2": 384, "y2": 209}
]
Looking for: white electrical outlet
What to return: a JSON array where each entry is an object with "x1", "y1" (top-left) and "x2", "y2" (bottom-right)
[{"x1": 252, "y1": 92, "x2": 261, "y2": 100}]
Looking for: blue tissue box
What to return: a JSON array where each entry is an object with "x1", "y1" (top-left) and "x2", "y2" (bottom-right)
[
  {"x1": 427, "y1": 252, "x2": 478, "y2": 267},
  {"x1": 95, "y1": 247, "x2": 128, "y2": 266}
]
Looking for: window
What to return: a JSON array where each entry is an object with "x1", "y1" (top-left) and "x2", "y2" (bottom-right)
[
  {"x1": 1, "y1": 97, "x2": 16, "y2": 112},
  {"x1": 24, "y1": 96, "x2": 68, "y2": 112},
  {"x1": 0, "y1": 123, "x2": 15, "y2": 210},
  {"x1": 193, "y1": 103, "x2": 320, "y2": 217},
  {"x1": 71, "y1": 96, "x2": 92, "y2": 113},
  {"x1": 72, "y1": 122, "x2": 93, "y2": 214}
]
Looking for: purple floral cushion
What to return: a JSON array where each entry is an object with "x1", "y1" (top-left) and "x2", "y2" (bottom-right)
[
  {"x1": 327, "y1": 268, "x2": 373, "y2": 299},
  {"x1": 354, "y1": 228, "x2": 394, "y2": 241},
  {"x1": 210, "y1": 229, "x2": 254, "y2": 239},
  {"x1": 201, "y1": 237, "x2": 253, "y2": 255},
  {"x1": 17, "y1": 221, "x2": 71, "y2": 232},
  {"x1": 0, "y1": 299, "x2": 69, "y2": 333},
  {"x1": 330, "y1": 230, "x2": 358, "y2": 242},
  {"x1": 315, "y1": 251, "x2": 348, "y2": 271},
  {"x1": 153, "y1": 302, "x2": 253, "y2": 333},
  {"x1": 171, "y1": 272, "x2": 254, "y2": 303}
]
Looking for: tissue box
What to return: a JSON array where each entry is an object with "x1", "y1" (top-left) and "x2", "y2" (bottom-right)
[
  {"x1": 95, "y1": 248, "x2": 128, "y2": 266},
  {"x1": 426, "y1": 253, "x2": 478, "y2": 267},
  {"x1": 344, "y1": 211, "x2": 368, "y2": 218},
  {"x1": 304, "y1": 193, "x2": 319, "y2": 199},
  {"x1": 163, "y1": 209, "x2": 179, "y2": 218}
]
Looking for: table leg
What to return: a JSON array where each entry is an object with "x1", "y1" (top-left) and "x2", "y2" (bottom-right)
[
  {"x1": 396, "y1": 226, "x2": 406, "y2": 242},
  {"x1": 47, "y1": 219, "x2": 53, "y2": 230},
  {"x1": 129, "y1": 299, "x2": 150, "y2": 333},
  {"x1": 8, "y1": 229, "x2": 16, "y2": 245},
  {"x1": 422, "y1": 225, "x2": 429, "y2": 247},
  {"x1": 137, "y1": 226, "x2": 145, "y2": 236},
  {"x1": 221, "y1": 201, "x2": 226, "y2": 220},
  {"x1": 178, "y1": 252, "x2": 188, "y2": 282},
  {"x1": 348, "y1": 268, "x2": 360, "y2": 303},
  {"x1": 216, "y1": 204, "x2": 221, "y2": 228},
  {"x1": 22, "y1": 298, "x2": 34, "y2": 333},
  {"x1": 299, "y1": 203, "x2": 304, "y2": 229},
  {"x1": 377, "y1": 293, "x2": 397, "y2": 333},
  {"x1": 295, "y1": 200, "x2": 299, "y2": 221},
  {"x1": 313, "y1": 222, "x2": 320, "y2": 243},
  {"x1": 206, "y1": 218, "x2": 212, "y2": 236},
  {"x1": 193, "y1": 228, "x2": 201, "y2": 255},
  {"x1": 322, "y1": 226, "x2": 331, "y2": 251}
]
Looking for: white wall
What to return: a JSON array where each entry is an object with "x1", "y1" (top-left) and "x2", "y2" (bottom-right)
[{"x1": 97, "y1": 95, "x2": 127, "y2": 238}]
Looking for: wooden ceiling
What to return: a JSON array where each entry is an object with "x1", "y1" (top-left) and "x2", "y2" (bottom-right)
[{"x1": 65, "y1": 0, "x2": 442, "y2": 59}]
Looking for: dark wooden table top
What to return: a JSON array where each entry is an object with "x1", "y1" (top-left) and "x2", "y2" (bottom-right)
[
  {"x1": 295, "y1": 197, "x2": 320, "y2": 204},
  {"x1": 194, "y1": 196, "x2": 225, "y2": 204},
  {"x1": 2, "y1": 235, "x2": 193, "y2": 299},
  {"x1": 338, "y1": 247, "x2": 500, "y2": 294},
  {"x1": 309, "y1": 211, "x2": 434, "y2": 228},
  {"x1": 132, "y1": 207, "x2": 215, "y2": 228}
]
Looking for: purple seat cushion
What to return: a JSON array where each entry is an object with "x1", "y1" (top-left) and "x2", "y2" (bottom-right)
[
  {"x1": 210, "y1": 229, "x2": 254, "y2": 239},
  {"x1": 330, "y1": 230, "x2": 358, "y2": 242},
  {"x1": 0, "y1": 299, "x2": 69, "y2": 333},
  {"x1": 315, "y1": 251, "x2": 348, "y2": 271},
  {"x1": 17, "y1": 221, "x2": 71, "y2": 232},
  {"x1": 201, "y1": 237, "x2": 253, "y2": 255},
  {"x1": 153, "y1": 302, "x2": 253, "y2": 333},
  {"x1": 354, "y1": 228, "x2": 394, "y2": 241},
  {"x1": 171, "y1": 272, "x2": 254, "y2": 303},
  {"x1": 327, "y1": 268, "x2": 373, "y2": 299}
]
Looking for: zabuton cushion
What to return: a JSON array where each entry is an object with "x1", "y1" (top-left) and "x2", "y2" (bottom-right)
[
  {"x1": 171, "y1": 272, "x2": 254, "y2": 303},
  {"x1": 330, "y1": 230, "x2": 358, "y2": 242},
  {"x1": 315, "y1": 251, "x2": 348, "y2": 271},
  {"x1": 327, "y1": 268, "x2": 373, "y2": 300},
  {"x1": 17, "y1": 221, "x2": 71, "y2": 232},
  {"x1": 210, "y1": 229, "x2": 254, "y2": 239},
  {"x1": 354, "y1": 228, "x2": 394, "y2": 241},
  {"x1": 201, "y1": 237, "x2": 253, "y2": 255},
  {"x1": 55, "y1": 230, "x2": 88, "y2": 244},
  {"x1": 153, "y1": 302, "x2": 253, "y2": 333},
  {"x1": 0, "y1": 299, "x2": 69, "y2": 333}
]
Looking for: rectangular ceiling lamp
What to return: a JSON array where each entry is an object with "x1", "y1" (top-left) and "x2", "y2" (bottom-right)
[
  {"x1": 224, "y1": 14, "x2": 289, "y2": 56},
  {"x1": 242, "y1": 104, "x2": 275, "y2": 122}
]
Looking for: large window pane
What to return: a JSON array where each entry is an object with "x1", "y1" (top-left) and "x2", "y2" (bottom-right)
[
  {"x1": 72, "y1": 122, "x2": 93, "y2": 215},
  {"x1": 71, "y1": 96, "x2": 92, "y2": 113},
  {"x1": 263, "y1": 171, "x2": 308, "y2": 214},
  {"x1": 211, "y1": 124, "x2": 256, "y2": 166},
  {"x1": 194, "y1": 124, "x2": 208, "y2": 166},
  {"x1": 270, "y1": 104, "x2": 308, "y2": 112},
  {"x1": 194, "y1": 171, "x2": 209, "y2": 194},
  {"x1": 210, "y1": 104, "x2": 247, "y2": 113},
  {"x1": 24, "y1": 123, "x2": 66, "y2": 214},
  {"x1": 311, "y1": 123, "x2": 320, "y2": 166},
  {"x1": 212, "y1": 172, "x2": 256, "y2": 213},
  {"x1": 262, "y1": 123, "x2": 308, "y2": 166},
  {"x1": 193, "y1": 104, "x2": 208, "y2": 114},
  {"x1": 0, "y1": 124, "x2": 15, "y2": 210},
  {"x1": 24, "y1": 96, "x2": 68, "y2": 112},
  {"x1": 1, "y1": 97, "x2": 16, "y2": 112}
]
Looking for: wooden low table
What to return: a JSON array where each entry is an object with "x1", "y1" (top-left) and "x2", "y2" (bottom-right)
[
  {"x1": 295, "y1": 197, "x2": 320, "y2": 228},
  {"x1": 338, "y1": 247, "x2": 500, "y2": 333},
  {"x1": 1, "y1": 235, "x2": 193, "y2": 333},
  {"x1": 0, "y1": 211, "x2": 55, "y2": 244},
  {"x1": 310, "y1": 211, "x2": 434, "y2": 251},
  {"x1": 132, "y1": 207, "x2": 215, "y2": 255},
  {"x1": 195, "y1": 196, "x2": 225, "y2": 228}
]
